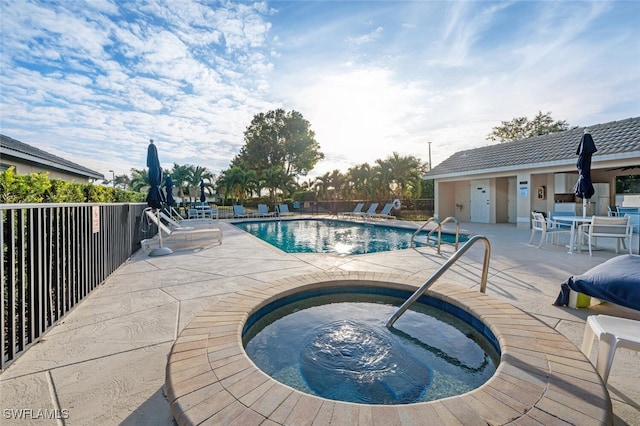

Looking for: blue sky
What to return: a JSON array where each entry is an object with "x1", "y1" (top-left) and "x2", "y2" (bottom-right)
[{"x1": 1, "y1": 0, "x2": 639, "y2": 181}]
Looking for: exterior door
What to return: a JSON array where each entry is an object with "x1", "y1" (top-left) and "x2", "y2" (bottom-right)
[{"x1": 471, "y1": 179, "x2": 490, "y2": 223}]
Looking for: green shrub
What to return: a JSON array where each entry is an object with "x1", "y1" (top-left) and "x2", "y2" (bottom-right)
[{"x1": 0, "y1": 167, "x2": 143, "y2": 204}]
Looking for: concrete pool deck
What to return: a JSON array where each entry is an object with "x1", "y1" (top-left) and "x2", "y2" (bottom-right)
[{"x1": 1, "y1": 219, "x2": 639, "y2": 425}]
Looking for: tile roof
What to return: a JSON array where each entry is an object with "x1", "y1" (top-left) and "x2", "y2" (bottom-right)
[
  {"x1": 0, "y1": 134, "x2": 104, "y2": 179},
  {"x1": 425, "y1": 117, "x2": 640, "y2": 178}
]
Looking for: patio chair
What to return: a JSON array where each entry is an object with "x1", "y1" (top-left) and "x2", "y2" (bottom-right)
[
  {"x1": 339, "y1": 202, "x2": 364, "y2": 218},
  {"x1": 617, "y1": 206, "x2": 640, "y2": 215},
  {"x1": 187, "y1": 208, "x2": 199, "y2": 219},
  {"x1": 581, "y1": 315, "x2": 640, "y2": 384},
  {"x1": 528, "y1": 212, "x2": 571, "y2": 248},
  {"x1": 371, "y1": 203, "x2": 395, "y2": 220},
  {"x1": 607, "y1": 206, "x2": 618, "y2": 217},
  {"x1": 145, "y1": 209, "x2": 222, "y2": 245},
  {"x1": 354, "y1": 203, "x2": 379, "y2": 219},
  {"x1": 579, "y1": 215, "x2": 632, "y2": 256},
  {"x1": 233, "y1": 205, "x2": 249, "y2": 218},
  {"x1": 617, "y1": 208, "x2": 640, "y2": 232},
  {"x1": 278, "y1": 204, "x2": 294, "y2": 216},
  {"x1": 257, "y1": 204, "x2": 276, "y2": 217}
]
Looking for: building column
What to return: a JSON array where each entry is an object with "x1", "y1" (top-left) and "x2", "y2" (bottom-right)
[{"x1": 516, "y1": 173, "x2": 533, "y2": 229}]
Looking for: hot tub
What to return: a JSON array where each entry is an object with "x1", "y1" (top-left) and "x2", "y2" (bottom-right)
[{"x1": 165, "y1": 272, "x2": 612, "y2": 425}]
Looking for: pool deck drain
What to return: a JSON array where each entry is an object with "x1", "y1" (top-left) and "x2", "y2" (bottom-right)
[{"x1": 165, "y1": 271, "x2": 612, "y2": 425}]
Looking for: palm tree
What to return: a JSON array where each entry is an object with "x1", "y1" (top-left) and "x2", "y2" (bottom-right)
[
  {"x1": 219, "y1": 166, "x2": 247, "y2": 203},
  {"x1": 384, "y1": 152, "x2": 424, "y2": 198},
  {"x1": 169, "y1": 164, "x2": 192, "y2": 203},
  {"x1": 314, "y1": 172, "x2": 331, "y2": 200},
  {"x1": 187, "y1": 165, "x2": 215, "y2": 203},
  {"x1": 346, "y1": 163, "x2": 372, "y2": 200},
  {"x1": 129, "y1": 168, "x2": 149, "y2": 192},
  {"x1": 244, "y1": 169, "x2": 260, "y2": 199},
  {"x1": 372, "y1": 160, "x2": 393, "y2": 199}
]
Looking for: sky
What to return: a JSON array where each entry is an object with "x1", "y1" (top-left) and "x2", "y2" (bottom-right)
[{"x1": 1, "y1": 0, "x2": 639, "y2": 182}]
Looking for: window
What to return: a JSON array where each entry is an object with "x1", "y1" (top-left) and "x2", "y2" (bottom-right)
[{"x1": 616, "y1": 175, "x2": 640, "y2": 194}]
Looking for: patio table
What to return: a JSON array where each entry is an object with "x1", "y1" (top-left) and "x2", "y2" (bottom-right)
[{"x1": 554, "y1": 215, "x2": 592, "y2": 254}]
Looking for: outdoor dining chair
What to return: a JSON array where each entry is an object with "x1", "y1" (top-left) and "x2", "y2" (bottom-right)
[
  {"x1": 528, "y1": 212, "x2": 571, "y2": 248},
  {"x1": 579, "y1": 215, "x2": 632, "y2": 256}
]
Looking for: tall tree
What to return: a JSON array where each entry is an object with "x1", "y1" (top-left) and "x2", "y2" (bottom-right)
[
  {"x1": 345, "y1": 163, "x2": 372, "y2": 200},
  {"x1": 261, "y1": 166, "x2": 290, "y2": 203},
  {"x1": 232, "y1": 109, "x2": 324, "y2": 180},
  {"x1": 113, "y1": 174, "x2": 130, "y2": 190},
  {"x1": 218, "y1": 166, "x2": 248, "y2": 203},
  {"x1": 187, "y1": 165, "x2": 215, "y2": 202},
  {"x1": 487, "y1": 111, "x2": 569, "y2": 143},
  {"x1": 169, "y1": 163, "x2": 192, "y2": 202},
  {"x1": 129, "y1": 168, "x2": 149, "y2": 192}
]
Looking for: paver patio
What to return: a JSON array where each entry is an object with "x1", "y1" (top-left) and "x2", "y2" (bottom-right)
[{"x1": 1, "y1": 220, "x2": 638, "y2": 425}]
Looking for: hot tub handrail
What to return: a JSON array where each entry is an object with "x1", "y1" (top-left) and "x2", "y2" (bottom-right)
[{"x1": 386, "y1": 235, "x2": 491, "y2": 328}]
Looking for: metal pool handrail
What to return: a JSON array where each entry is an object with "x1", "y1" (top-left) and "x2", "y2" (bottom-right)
[
  {"x1": 433, "y1": 216, "x2": 460, "y2": 253},
  {"x1": 410, "y1": 216, "x2": 460, "y2": 253},
  {"x1": 410, "y1": 217, "x2": 439, "y2": 248},
  {"x1": 386, "y1": 235, "x2": 491, "y2": 328}
]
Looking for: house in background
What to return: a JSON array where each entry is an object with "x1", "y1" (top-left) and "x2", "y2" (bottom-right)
[
  {"x1": 0, "y1": 134, "x2": 104, "y2": 182},
  {"x1": 424, "y1": 117, "x2": 640, "y2": 229}
]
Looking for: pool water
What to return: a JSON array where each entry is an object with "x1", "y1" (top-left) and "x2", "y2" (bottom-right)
[
  {"x1": 243, "y1": 291, "x2": 499, "y2": 405},
  {"x1": 233, "y1": 219, "x2": 467, "y2": 255}
]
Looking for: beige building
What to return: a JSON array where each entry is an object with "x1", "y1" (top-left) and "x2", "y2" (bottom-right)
[
  {"x1": 0, "y1": 134, "x2": 104, "y2": 182},
  {"x1": 424, "y1": 117, "x2": 640, "y2": 229}
]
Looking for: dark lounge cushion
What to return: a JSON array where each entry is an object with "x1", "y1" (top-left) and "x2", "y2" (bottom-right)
[{"x1": 555, "y1": 255, "x2": 640, "y2": 311}]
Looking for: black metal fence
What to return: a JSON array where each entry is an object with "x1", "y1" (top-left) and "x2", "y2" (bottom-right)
[{"x1": 1, "y1": 203, "x2": 150, "y2": 370}]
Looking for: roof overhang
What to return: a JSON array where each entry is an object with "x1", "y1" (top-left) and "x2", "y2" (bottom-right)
[
  {"x1": 1, "y1": 149, "x2": 105, "y2": 180},
  {"x1": 424, "y1": 151, "x2": 640, "y2": 181}
]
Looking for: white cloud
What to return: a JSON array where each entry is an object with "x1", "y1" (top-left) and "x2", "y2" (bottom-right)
[{"x1": 1, "y1": 0, "x2": 638, "y2": 182}]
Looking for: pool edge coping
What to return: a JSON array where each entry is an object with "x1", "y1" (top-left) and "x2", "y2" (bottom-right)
[{"x1": 165, "y1": 271, "x2": 613, "y2": 426}]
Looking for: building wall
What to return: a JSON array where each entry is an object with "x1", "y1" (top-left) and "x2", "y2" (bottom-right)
[
  {"x1": 434, "y1": 180, "x2": 470, "y2": 221},
  {"x1": 1, "y1": 157, "x2": 93, "y2": 183}
]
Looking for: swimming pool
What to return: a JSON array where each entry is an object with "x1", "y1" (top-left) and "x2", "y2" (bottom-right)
[{"x1": 233, "y1": 218, "x2": 467, "y2": 255}]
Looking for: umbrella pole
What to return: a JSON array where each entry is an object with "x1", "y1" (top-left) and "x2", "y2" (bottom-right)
[
  {"x1": 583, "y1": 199, "x2": 587, "y2": 217},
  {"x1": 149, "y1": 209, "x2": 173, "y2": 256}
]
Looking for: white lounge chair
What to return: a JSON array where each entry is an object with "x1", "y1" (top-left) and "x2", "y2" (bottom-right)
[
  {"x1": 159, "y1": 211, "x2": 215, "y2": 230},
  {"x1": 257, "y1": 204, "x2": 276, "y2": 217},
  {"x1": 278, "y1": 204, "x2": 294, "y2": 216},
  {"x1": 233, "y1": 205, "x2": 249, "y2": 218},
  {"x1": 371, "y1": 203, "x2": 394, "y2": 220},
  {"x1": 144, "y1": 209, "x2": 222, "y2": 247},
  {"x1": 339, "y1": 202, "x2": 364, "y2": 218},
  {"x1": 354, "y1": 203, "x2": 378, "y2": 219},
  {"x1": 579, "y1": 215, "x2": 632, "y2": 256},
  {"x1": 582, "y1": 315, "x2": 640, "y2": 383},
  {"x1": 528, "y1": 212, "x2": 571, "y2": 248}
]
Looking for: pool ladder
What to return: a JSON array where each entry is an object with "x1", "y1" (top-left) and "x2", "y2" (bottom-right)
[
  {"x1": 386, "y1": 235, "x2": 491, "y2": 328},
  {"x1": 410, "y1": 216, "x2": 460, "y2": 253}
]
